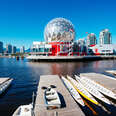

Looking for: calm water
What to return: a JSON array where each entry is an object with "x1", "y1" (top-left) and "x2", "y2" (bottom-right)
[{"x1": 0, "y1": 58, "x2": 116, "y2": 116}]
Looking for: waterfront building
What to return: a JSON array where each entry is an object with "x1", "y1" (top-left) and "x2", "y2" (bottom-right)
[
  {"x1": 31, "y1": 18, "x2": 87, "y2": 56},
  {"x1": 6, "y1": 44, "x2": 12, "y2": 54},
  {"x1": 20, "y1": 46, "x2": 25, "y2": 53},
  {"x1": 87, "y1": 33, "x2": 97, "y2": 46},
  {"x1": 12, "y1": 46, "x2": 17, "y2": 54},
  {"x1": 99, "y1": 29, "x2": 112, "y2": 45},
  {"x1": 31, "y1": 18, "x2": 89, "y2": 56},
  {"x1": 76, "y1": 39, "x2": 87, "y2": 55},
  {"x1": 88, "y1": 44, "x2": 113, "y2": 55},
  {"x1": 0, "y1": 41, "x2": 3, "y2": 54},
  {"x1": 29, "y1": 18, "x2": 114, "y2": 57},
  {"x1": 44, "y1": 18, "x2": 76, "y2": 56}
]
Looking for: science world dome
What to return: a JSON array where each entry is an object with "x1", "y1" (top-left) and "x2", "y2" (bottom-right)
[{"x1": 44, "y1": 18, "x2": 75, "y2": 42}]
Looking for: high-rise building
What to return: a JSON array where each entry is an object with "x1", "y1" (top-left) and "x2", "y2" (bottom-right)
[
  {"x1": 87, "y1": 33, "x2": 97, "y2": 46},
  {"x1": 20, "y1": 46, "x2": 25, "y2": 53},
  {"x1": 12, "y1": 46, "x2": 17, "y2": 54},
  {"x1": 0, "y1": 41, "x2": 3, "y2": 53},
  {"x1": 6, "y1": 44, "x2": 12, "y2": 54},
  {"x1": 99, "y1": 29, "x2": 112, "y2": 45}
]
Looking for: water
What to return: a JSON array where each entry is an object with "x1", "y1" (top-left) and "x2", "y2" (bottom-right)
[{"x1": 0, "y1": 58, "x2": 116, "y2": 116}]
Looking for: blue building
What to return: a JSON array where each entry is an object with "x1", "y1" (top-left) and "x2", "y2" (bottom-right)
[
  {"x1": 0, "y1": 41, "x2": 3, "y2": 54},
  {"x1": 6, "y1": 44, "x2": 12, "y2": 54}
]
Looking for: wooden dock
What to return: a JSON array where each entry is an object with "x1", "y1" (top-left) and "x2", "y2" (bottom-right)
[
  {"x1": 0, "y1": 78, "x2": 10, "y2": 84},
  {"x1": 80, "y1": 73, "x2": 116, "y2": 93},
  {"x1": 34, "y1": 75, "x2": 85, "y2": 116}
]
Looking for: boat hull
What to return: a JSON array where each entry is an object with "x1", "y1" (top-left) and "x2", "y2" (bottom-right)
[
  {"x1": 61, "y1": 76, "x2": 85, "y2": 106},
  {"x1": 0, "y1": 79, "x2": 13, "y2": 95},
  {"x1": 75, "y1": 75, "x2": 111, "y2": 105},
  {"x1": 67, "y1": 75, "x2": 98, "y2": 105}
]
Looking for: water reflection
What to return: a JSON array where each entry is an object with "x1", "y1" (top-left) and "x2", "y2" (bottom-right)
[
  {"x1": 27, "y1": 60, "x2": 116, "y2": 76},
  {"x1": 0, "y1": 58, "x2": 116, "y2": 116}
]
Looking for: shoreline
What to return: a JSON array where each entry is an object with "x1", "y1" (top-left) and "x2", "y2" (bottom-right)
[
  {"x1": 27, "y1": 55, "x2": 116, "y2": 62},
  {"x1": 0, "y1": 56, "x2": 9, "y2": 58}
]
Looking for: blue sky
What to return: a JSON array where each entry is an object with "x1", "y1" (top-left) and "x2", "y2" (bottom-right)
[{"x1": 0, "y1": 0, "x2": 116, "y2": 49}]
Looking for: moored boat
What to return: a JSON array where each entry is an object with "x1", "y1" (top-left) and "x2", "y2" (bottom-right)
[
  {"x1": 77, "y1": 76, "x2": 116, "y2": 100},
  {"x1": 105, "y1": 70, "x2": 116, "y2": 76},
  {"x1": 12, "y1": 104, "x2": 34, "y2": 116},
  {"x1": 67, "y1": 75, "x2": 98, "y2": 105},
  {"x1": 0, "y1": 78, "x2": 13, "y2": 95},
  {"x1": 44, "y1": 87, "x2": 61, "y2": 110},
  {"x1": 61, "y1": 76, "x2": 85, "y2": 106},
  {"x1": 75, "y1": 75, "x2": 111, "y2": 105}
]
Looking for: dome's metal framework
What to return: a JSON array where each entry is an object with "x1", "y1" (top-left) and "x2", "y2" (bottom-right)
[{"x1": 44, "y1": 18, "x2": 75, "y2": 42}]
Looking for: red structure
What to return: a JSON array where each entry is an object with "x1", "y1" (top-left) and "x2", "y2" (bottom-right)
[{"x1": 48, "y1": 42, "x2": 72, "y2": 56}]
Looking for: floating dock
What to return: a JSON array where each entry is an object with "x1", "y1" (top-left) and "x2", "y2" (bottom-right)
[
  {"x1": 27, "y1": 55, "x2": 116, "y2": 62},
  {"x1": 80, "y1": 73, "x2": 116, "y2": 93},
  {"x1": 0, "y1": 78, "x2": 10, "y2": 84},
  {"x1": 34, "y1": 75, "x2": 85, "y2": 116}
]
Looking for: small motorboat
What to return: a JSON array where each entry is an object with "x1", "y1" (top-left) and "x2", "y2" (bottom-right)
[
  {"x1": 44, "y1": 87, "x2": 61, "y2": 110},
  {"x1": 75, "y1": 75, "x2": 111, "y2": 105},
  {"x1": 78, "y1": 76, "x2": 116, "y2": 100},
  {"x1": 67, "y1": 75, "x2": 98, "y2": 105},
  {"x1": 0, "y1": 78, "x2": 13, "y2": 95},
  {"x1": 12, "y1": 104, "x2": 34, "y2": 116},
  {"x1": 61, "y1": 76, "x2": 85, "y2": 106}
]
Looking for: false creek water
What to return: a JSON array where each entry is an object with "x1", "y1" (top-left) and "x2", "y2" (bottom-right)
[{"x1": 0, "y1": 58, "x2": 116, "y2": 116}]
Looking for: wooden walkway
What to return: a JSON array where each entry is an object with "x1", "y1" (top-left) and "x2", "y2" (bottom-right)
[
  {"x1": 80, "y1": 73, "x2": 116, "y2": 93},
  {"x1": 34, "y1": 75, "x2": 85, "y2": 116}
]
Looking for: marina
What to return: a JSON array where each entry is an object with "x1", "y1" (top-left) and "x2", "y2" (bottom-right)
[
  {"x1": 0, "y1": 58, "x2": 116, "y2": 115},
  {"x1": 0, "y1": 0, "x2": 116, "y2": 116},
  {"x1": 34, "y1": 75, "x2": 85, "y2": 116},
  {"x1": 34, "y1": 74, "x2": 116, "y2": 116}
]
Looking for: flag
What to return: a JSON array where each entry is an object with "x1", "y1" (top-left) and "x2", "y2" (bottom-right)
[{"x1": 69, "y1": 28, "x2": 74, "y2": 32}]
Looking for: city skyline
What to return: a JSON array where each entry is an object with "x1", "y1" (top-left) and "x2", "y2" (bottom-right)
[{"x1": 0, "y1": 0, "x2": 116, "y2": 49}]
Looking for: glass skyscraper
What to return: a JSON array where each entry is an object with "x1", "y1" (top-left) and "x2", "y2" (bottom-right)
[
  {"x1": 87, "y1": 33, "x2": 97, "y2": 46},
  {"x1": 12, "y1": 46, "x2": 17, "y2": 54},
  {"x1": 99, "y1": 29, "x2": 112, "y2": 45},
  {"x1": 6, "y1": 44, "x2": 12, "y2": 54}
]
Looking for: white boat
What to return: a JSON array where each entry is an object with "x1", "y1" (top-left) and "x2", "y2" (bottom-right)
[
  {"x1": 105, "y1": 70, "x2": 116, "y2": 75},
  {"x1": 44, "y1": 87, "x2": 61, "y2": 109},
  {"x1": 12, "y1": 104, "x2": 34, "y2": 116},
  {"x1": 75, "y1": 75, "x2": 111, "y2": 105},
  {"x1": 61, "y1": 76, "x2": 85, "y2": 106},
  {"x1": 0, "y1": 78, "x2": 13, "y2": 94},
  {"x1": 77, "y1": 76, "x2": 116, "y2": 100},
  {"x1": 67, "y1": 75, "x2": 98, "y2": 105}
]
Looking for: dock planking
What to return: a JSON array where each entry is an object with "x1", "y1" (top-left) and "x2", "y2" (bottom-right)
[
  {"x1": 80, "y1": 73, "x2": 116, "y2": 93},
  {"x1": 34, "y1": 75, "x2": 85, "y2": 116}
]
